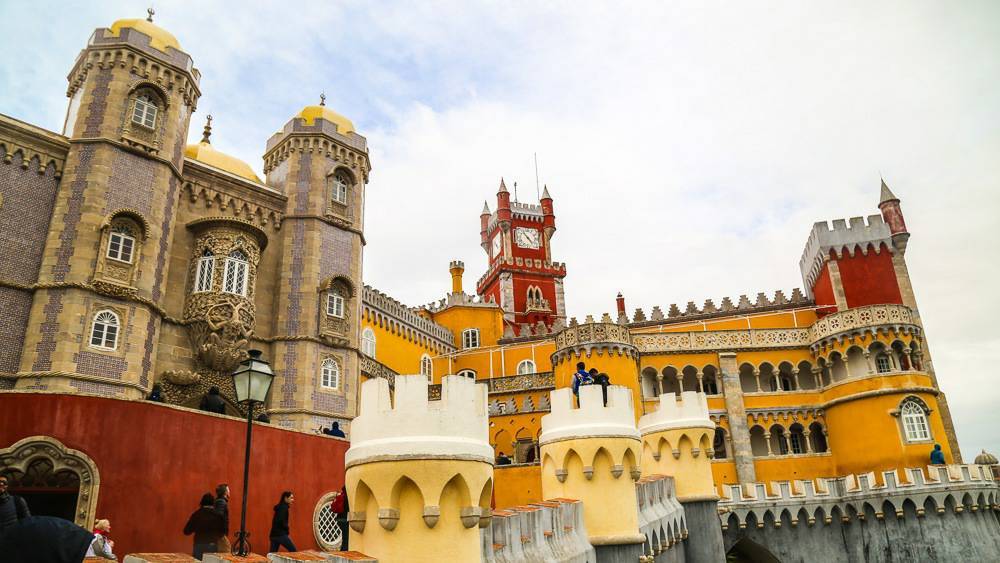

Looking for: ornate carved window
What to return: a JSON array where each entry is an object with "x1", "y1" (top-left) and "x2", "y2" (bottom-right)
[
  {"x1": 327, "y1": 291, "x2": 345, "y2": 318},
  {"x1": 325, "y1": 169, "x2": 355, "y2": 224},
  {"x1": 900, "y1": 398, "x2": 931, "y2": 442},
  {"x1": 462, "y1": 328, "x2": 480, "y2": 349},
  {"x1": 320, "y1": 277, "x2": 354, "y2": 342},
  {"x1": 331, "y1": 172, "x2": 349, "y2": 205},
  {"x1": 517, "y1": 359, "x2": 536, "y2": 375},
  {"x1": 312, "y1": 492, "x2": 344, "y2": 551},
  {"x1": 321, "y1": 358, "x2": 341, "y2": 390},
  {"x1": 89, "y1": 310, "x2": 120, "y2": 351},
  {"x1": 361, "y1": 328, "x2": 376, "y2": 357},
  {"x1": 106, "y1": 224, "x2": 136, "y2": 263},
  {"x1": 194, "y1": 249, "x2": 215, "y2": 293},
  {"x1": 420, "y1": 354, "x2": 433, "y2": 381},
  {"x1": 223, "y1": 250, "x2": 249, "y2": 296},
  {"x1": 132, "y1": 95, "x2": 158, "y2": 129}
]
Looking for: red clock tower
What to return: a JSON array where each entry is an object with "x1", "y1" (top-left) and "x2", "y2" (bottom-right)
[{"x1": 476, "y1": 179, "x2": 567, "y2": 333}]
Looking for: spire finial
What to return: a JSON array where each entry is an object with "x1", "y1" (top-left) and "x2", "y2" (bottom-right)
[
  {"x1": 879, "y1": 176, "x2": 898, "y2": 205},
  {"x1": 147, "y1": 7, "x2": 155, "y2": 22},
  {"x1": 201, "y1": 115, "x2": 212, "y2": 144},
  {"x1": 320, "y1": 92, "x2": 326, "y2": 106}
]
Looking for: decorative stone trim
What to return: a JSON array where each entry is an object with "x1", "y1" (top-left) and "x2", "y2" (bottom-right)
[
  {"x1": 809, "y1": 304, "x2": 919, "y2": 347},
  {"x1": 634, "y1": 328, "x2": 811, "y2": 354},
  {"x1": 0, "y1": 436, "x2": 100, "y2": 528}
]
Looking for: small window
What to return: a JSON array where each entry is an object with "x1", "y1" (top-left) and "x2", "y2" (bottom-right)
[
  {"x1": 107, "y1": 225, "x2": 136, "y2": 263},
  {"x1": 875, "y1": 354, "x2": 892, "y2": 373},
  {"x1": 516, "y1": 359, "x2": 536, "y2": 375},
  {"x1": 132, "y1": 95, "x2": 158, "y2": 129},
  {"x1": 420, "y1": 354, "x2": 433, "y2": 381},
  {"x1": 789, "y1": 432, "x2": 804, "y2": 454},
  {"x1": 194, "y1": 250, "x2": 214, "y2": 292},
  {"x1": 457, "y1": 369, "x2": 476, "y2": 380},
  {"x1": 331, "y1": 172, "x2": 349, "y2": 205},
  {"x1": 223, "y1": 250, "x2": 248, "y2": 296},
  {"x1": 901, "y1": 400, "x2": 931, "y2": 441},
  {"x1": 462, "y1": 328, "x2": 480, "y2": 349},
  {"x1": 327, "y1": 292, "x2": 345, "y2": 318},
  {"x1": 361, "y1": 327, "x2": 376, "y2": 357},
  {"x1": 321, "y1": 358, "x2": 340, "y2": 390},
  {"x1": 90, "y1": 310, "x2": 120, "y2": 351}
]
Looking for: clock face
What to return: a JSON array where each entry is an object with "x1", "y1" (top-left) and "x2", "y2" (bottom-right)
[
  {"x1": 492, "y1": 234, "x2": 502, "y2": 258},
  {"x1": 515, "y1": 227, "x2": 541, "y2": 249}
]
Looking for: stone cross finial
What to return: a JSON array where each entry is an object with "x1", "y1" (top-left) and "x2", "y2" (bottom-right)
[
  {"x1": 320, "y1": 92, "x2": 326, "y2": 106},
  {"x1": 147, "y1": 7, "x2": 155, "y2": 22},
  {"x1": 201, "y1": 115, "x2": 212, "y2": 144}
]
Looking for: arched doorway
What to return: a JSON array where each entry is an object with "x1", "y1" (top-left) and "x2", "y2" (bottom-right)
[
  {"x1": 726, "y1": 537, "x2": 781, "y2": 562},
  {"x1": 0, "y1": 436, "x2": 100, "y2": 527}
]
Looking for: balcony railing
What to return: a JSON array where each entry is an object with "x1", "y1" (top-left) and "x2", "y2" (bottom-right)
[{"x1": 809, "y1": 303, "x2": 917, "y2": 343}]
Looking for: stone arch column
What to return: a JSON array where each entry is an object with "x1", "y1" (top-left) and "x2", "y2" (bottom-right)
[{"x1": 0, "y1": 436, "x2": 100, "y2": 527}]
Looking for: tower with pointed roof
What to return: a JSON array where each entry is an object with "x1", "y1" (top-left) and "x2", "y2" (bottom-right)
[{"x1": 475, "y1": 179, "x2": 566, "y2": 332}]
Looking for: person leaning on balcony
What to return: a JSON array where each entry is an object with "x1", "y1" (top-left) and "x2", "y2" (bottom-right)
[
  {"x1": 572, "y1": 362, "x2": 593, "y2": 405},
  {"x1": 930, "y1": 444, "x2": 946, "y2": 465}
]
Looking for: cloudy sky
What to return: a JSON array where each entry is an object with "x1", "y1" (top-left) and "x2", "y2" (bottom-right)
[{"x1": 3, "y1": 1, "x2": 998, "y2": 457}]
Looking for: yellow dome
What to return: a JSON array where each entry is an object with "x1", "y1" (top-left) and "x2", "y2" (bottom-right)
[
  {"x1": 185, "y1": 142, "x2": 261, "y2": 183},
  {"x1": 296, "y1": 105, "x2": 355, "y2": 134},
  {"x1": 109, "y1": 18, "x2": 181, "y2": 53}
]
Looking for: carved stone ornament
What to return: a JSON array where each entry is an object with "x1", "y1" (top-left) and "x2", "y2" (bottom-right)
[
  {"x1": 162, "y1": 369, "x2": 201, "y2": 386},
  {"x1": 460, "y1": 506, "x2": 483, "y2": 529},
  {"x1": 0, "y1": 436, "x2": 100, "y2": 528},
  {"x1": 378, "y1": 508, "x2": 400, "y2": 531},
  {"x1": 422, "y1": 505, "x2": 441, "y2": 528},
  {"x1": 348, "y1": 511, "x2": 367, "y2": 532}
]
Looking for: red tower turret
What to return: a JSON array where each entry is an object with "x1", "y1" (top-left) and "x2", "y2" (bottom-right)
[{"x1": 878, "y1": 178, "x2": 910, "y2": 252}]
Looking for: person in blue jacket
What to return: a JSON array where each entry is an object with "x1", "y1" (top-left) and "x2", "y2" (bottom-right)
[{"x1": 572, "y1": 362, "x2": 593, "y2": 405}]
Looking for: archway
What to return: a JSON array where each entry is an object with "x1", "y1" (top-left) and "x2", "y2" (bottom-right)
[
  {"x1": 0, "y1": 436, "x2": 100, "y2": 527},
  {"x1": 726, "y1": 536, "x2": 781, "y2": 563}
]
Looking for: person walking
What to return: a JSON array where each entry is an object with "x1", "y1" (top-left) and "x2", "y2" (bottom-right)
[
  {"x1": 184, "y1": 493, "x2": 226, "y2": 559},
  {"x1": 200, "y1": 387, "x2": 226, "y2": 414},
  {"x1": 0, "y1": 475, "x2": 31, "y2": 534},
  {"x1": 269, "y1": 491, "x2": 297, "y2": 552},
  {"x1": 84, "y1": 519, "x2": 116, "y2": 560},
  {"x1": 213, "y1": 483, "x2": 231, "y2": 553}
]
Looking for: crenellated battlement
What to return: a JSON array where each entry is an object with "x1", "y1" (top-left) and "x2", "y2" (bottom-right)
[
  {"x1": 799, "y1": 215, "x2": 895, "y2": 295},
  {"x1": 638, "y1": 391, "x2": 713, "y2": 435},
  {"x1": 540, "y1": 385, "x2": 640, "y2": 445},
  {"x1": 718, "y1": 464, "x2": 999, "y2": 529},
  {"x1": 421, "y1": 291, "x2": 499, "y2": 312},
  {"x1": 625, "y1": 288, "x2": 811, "y2": 326},
  {"x1": 362, "y1": 284, "x2": 456, "y2": 347},
  {"x1": 345, "y1": 375, "x2": 493, "y2": 467}
]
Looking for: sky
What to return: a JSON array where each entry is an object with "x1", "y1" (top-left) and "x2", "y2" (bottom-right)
[{"x1": 2, "y1": 1, "x2": 998, "y2": 458}]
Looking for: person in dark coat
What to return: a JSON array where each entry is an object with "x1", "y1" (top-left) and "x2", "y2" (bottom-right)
[
  {"x1": 333, "y1": 485, "x2": 349, "y2": 551},
  {"x1": 200, "y1": 386, "x2": 226, "y2": 414},
  {"x1": 328, "y1": 421, "x2": 346, "y2": 438},
  {"x1": 147, "y1": 383, "x2": 165, "y2": 402},
  {"x1": 213, "y1": 483, "x2": 231, "y2": 553},
  {"x1": 930, "y1": 443, "x2": 946, "y2": 465},
  {"x1": 496, "y1": 452, "x2": 512, "y2": 465},
  {"x1": 184, "y1": 493, "x2": 226, "y2": 559},
  {"x1": 269, "y1": 491, "x2": 297, "y2": 552},
  {"x1": 0, "y1": 515, "x2": 94, "y2": 563},
  {"x1": 0, "y1": 475, "x2": 31, "y2": 534}
]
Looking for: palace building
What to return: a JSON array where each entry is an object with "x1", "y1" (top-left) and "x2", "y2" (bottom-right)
[{"x1": 1, "y1": 14, "x2": 995, "y2": 562}]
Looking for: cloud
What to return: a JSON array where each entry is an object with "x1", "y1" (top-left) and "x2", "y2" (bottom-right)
[{"x1": 2, "y1": 0, "x2": 998, "y2": 458}]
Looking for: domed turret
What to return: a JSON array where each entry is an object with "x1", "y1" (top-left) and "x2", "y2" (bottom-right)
[
  {"x1": 295, "y1": 93, "x2": 355, "y2": 134},
  {"x1": 184, "y1": 116, "x2": 261, "y2": 183},
  {"x1": 975, "y1": 449, "x2": 998, "y2": 466},
  {"x1": 108, "y1": 9, "x2": 181, "y2": 53}
]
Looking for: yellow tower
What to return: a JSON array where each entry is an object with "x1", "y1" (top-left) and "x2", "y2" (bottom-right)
[
  {"x1": 344, "y1": 375, "x2": 494, "y2": 563},
  {"x1": 551, "y1": 319, "x2": 644, "y2": 418},
  {"x1": 539, "y1": 384, "x2": 646, "y2": 561},
  {"x1": 638, "y1": 390, "x2": 725, "y2": 562}
]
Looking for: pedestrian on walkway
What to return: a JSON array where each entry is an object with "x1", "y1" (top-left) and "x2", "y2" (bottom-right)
[
  {"x1": 269, "y1": 491, "x2": 297, "y2": 552},
  {"x1": 0, "y1": 475, "x2": 31, "y2": 534},
  {"x1": 213, "y1": 483, "x2": 231, "y2": 553},
  {"x1": 84, "y1": 518, "x2": 116, "y2": 560},
  {"x1": 184, "y1": 493, "x2": 226, "y2": 559}
]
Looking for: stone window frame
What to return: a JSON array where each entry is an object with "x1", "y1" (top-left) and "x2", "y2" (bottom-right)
[
  {"x1": 106, "y1": 225, "x2": 136, "y2": 264},
  {"x1": 0, "y1": 436, "x2": 101, "y2": 528},
  {"x1": 94, "y1": 211, "x2": 148, "y2": 289},
  {"x1": 321, "y1": 357, "x2": 341, "y2": 390},
  {"x1": 420, "y1": 354, "x2": 433, "y2": 381},
  {"x1": 88, "y1": 309, "x2": 122, "y2": 352},
  {"x1": 516, "y1": 359, "x2": 536, "y2": 375},
  {"x1": 325, "y1": 167, "x2": 355, "y2": 222},
  {"x1": 891, "y1": 395, "x2": 934, "y2": 445},
  {"x1": 327, "y1": 292, "x2": 345, "y2": 318},
  {"x1": 222, "y1": 249, "x2": 250, "y2": 296},
  {"x1": 361, "y1": 327, "x2": 376, "y2": 357},
  {"x1": 120, "y1": 82, "x2": 169, "y2": 154},
  {"x1": 193, "y1": 249, "x2": 215, "y2": 293},
  {"x1": 320, "y1": 276, "x2": 355, "y2": 341},
  {"x1": 312, "y1": 491, "x2": 344, "y2": 551},
  {"x1": 462, "y1": 328, "x2": 480, "y2": 349}
]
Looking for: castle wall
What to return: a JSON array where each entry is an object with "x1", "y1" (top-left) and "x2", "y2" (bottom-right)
[
  {"x1": 0, "y1": 392, "x2": 348, "y2": 557},
  {"x1": 834, "y1": 244, "x2": 903, "y2": 308}
]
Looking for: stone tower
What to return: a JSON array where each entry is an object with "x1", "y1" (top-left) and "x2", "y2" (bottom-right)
[
  {"x1": 261, "y1": 100, "x2": 370, "y2": 431},
  {"x1": 638, "y1": 390, "x2": 726, "y2": 562},
  {"x1": 551, "y1": 320, "x2": 644, "y2": 419},
  {"x1": 16, "y1": 15, "x2": 200, "y2": 398},
  {"x1": 539, "y1": 384, "x2": 645, "y2": 562},
  {"x1": 345, "y1": 375, "x2": 494, "y2": 563}
]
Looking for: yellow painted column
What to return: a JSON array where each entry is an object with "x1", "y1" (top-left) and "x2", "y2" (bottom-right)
[{"x1": 345, "y1": 375, "x2": 494, "y2": 563}]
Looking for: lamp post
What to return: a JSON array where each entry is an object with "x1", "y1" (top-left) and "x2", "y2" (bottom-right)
[{"x1": 231, "y1": 349, "x2": 274, "y2": 556}]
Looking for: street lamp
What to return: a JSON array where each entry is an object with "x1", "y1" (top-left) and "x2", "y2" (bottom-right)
[{"x1": 231, "y1": 349, "x2": 274, "y2": 556}]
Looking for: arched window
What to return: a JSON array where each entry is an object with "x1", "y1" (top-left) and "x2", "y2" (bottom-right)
[
  {"x1": 327, "y1": 289, "x2": 345, "y2": 318},
  {"x1": 132, "y1": 95, "x2": 158, "y2": 129},
  {"x1": 330, "y1": 171, "x2": 350, "y2": 205},
  {"x1": 89, "y1": 310, "x2": 120, "y2": 351},
  {"x1": 462, "y1": 328, "x2": 480, "y2": 349},
  {"x1": 194, "y1": 249, "x2": 214, "y2": 292},
  {"x1": 106, "y1": 224, "x2": 136, "y2": 263},
  {"x1": 713, "y1": 427, "x2": 728, "y2": 459},
  {"x1": 516, "y1": 359, "x2": 536, "y2": 375},
  {"x1": 457, "y1": 369, "x2": 476, "y2": 380},
  {"x1": 420, "y1": 354, "x2": 433, "y2": 381},
  {"x1": 321, "y1": 358, "x2": 340, "y2": 390},
  {"x1": 361, "y1": 328, "x2": 376, "y2": 357},
  {"x1": 223, "y1": 250, "x2": 248, "y2": 296},
  {"x1": 875, "y1": 354, "x2": 892, "y2": 373},
  {"x1": 901, "y1": 399, "x2": 931, "y2": 442}
]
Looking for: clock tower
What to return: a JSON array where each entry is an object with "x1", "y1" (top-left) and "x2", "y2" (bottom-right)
[{"x1": 476, "y1": 180, "x2": 567, "y2": 333}]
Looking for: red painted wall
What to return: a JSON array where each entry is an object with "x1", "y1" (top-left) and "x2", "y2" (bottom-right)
[
  {"x1": 835, "y1": 243, "x2": 903, "y2": 308},
  {"x1": 0, "y1": 393, "x2": 348, "y2": 556},
  {"x1": 811, "y1": 264, "x2": 838, "y2": 316}
]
